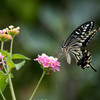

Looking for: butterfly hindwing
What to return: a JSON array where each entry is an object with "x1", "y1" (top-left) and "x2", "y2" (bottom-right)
[
  {"x1": 69, "y1": 47, "x2": 97, "y2": 72},
  {"x1": 78, "y1": 49, "x2": 97, "y2": 71}
]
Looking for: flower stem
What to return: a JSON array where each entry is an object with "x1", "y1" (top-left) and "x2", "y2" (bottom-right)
[
  {"x1": 0, "y1": 89, "x2": 6, "y2": 100},
  {"x1": 29, "y1": 70, "x2": 46, "y2": 100},
  {"x1": 10, "y1": 37, "x2": 14, "y2": 56},
  {"x1": 7, "y1": 37, "x2": 16, "y2": 100},
  {"x1": 7, "y1": 71, "x2": 16, "y2": 100},
  {"x1": 1, "y1": 41, "x2": 4, "y2": 50}
]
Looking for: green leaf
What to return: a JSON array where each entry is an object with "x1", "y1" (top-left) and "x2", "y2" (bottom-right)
[
  {"x1": 12, "y1": 54, "x2": 31, "y2": 60},
  {"x1": 15, "y1": 60, "x2": 26, "y2": 70},
  {"x1": 7, "y1": 56, "x2": 16, "y2": 72},
  {"x1": 0, "y1": 50, "x2": 9, "y2": 58},
  {"x1": 0, "y1": 71, "x2": 8, "y2": 92}
]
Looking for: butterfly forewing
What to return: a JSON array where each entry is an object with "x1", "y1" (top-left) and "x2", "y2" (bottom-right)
[
  {"x1": 69, "y1": 28, "x2": 99, "y2": 48},
  {"x1": 82, "y1": 28, "x2": 100, "y2": 47},
  {"x1": 64, "y1": 21, "x2": 94, "y2": 47}
]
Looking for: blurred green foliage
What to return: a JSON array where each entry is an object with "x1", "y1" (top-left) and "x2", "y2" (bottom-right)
[{"x1": 0, "y1": 0, "x2": 100, "y2": 100}]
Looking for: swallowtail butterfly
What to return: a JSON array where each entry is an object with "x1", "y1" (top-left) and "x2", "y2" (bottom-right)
[{"x1": 61, "y1": 21, "x2": 100, "y2": 72}]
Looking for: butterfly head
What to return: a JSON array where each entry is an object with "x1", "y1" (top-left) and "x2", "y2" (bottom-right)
[{"x1": 61, "y1": 44, "x2": 66, "y2": 52}]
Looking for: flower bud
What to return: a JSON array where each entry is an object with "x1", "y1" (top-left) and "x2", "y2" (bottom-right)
[
  {"x1": 7, "y1": 25, "x2": 20, "y2": 37},
  {"x1": 0, "y1": 30, "x2": 12, "y2": 42}
]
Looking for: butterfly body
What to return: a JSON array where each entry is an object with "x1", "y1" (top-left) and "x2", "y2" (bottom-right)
[{"x1": 61, "y1": 21, "x2": 100, "y2": 72}]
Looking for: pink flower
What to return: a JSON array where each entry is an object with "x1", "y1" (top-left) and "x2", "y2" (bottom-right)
[
  {"x1": 0, "y1": 53, "x2": 5, "y2": 70},
  {"x1": 34, "y1": 53, "x2": 61, "y2": 73}
]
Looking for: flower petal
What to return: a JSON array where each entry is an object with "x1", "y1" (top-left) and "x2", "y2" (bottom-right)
[{"x1": 43, "y1": 63, "x2": 49, "y2": 68}]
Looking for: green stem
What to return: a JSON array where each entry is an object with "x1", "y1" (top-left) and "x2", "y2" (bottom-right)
[
  {"x1": 0, "y1": 89, "x2": 6, "y2": 100},
  {"x1": 29, "y1": 70, "x2": 46, "y2": 100},
  {"x1": 1, "y1": 41, "x2": 4, "y2": 50},
  {"x1": 7, "y1": 71, "x2": 16, "y2": 100},
  {"x1": 7, "y1": 37, "x2": 16, "y2": 100},
  {"x1": 10, "y1": 37, "x2": 14, "y2": 56}
]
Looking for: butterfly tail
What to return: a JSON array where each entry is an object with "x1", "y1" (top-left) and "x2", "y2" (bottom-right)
[{"x1": 90, "y1": 64, "x2": 97, "y2": 72}]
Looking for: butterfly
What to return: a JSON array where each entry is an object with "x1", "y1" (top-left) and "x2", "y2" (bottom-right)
[{"x1": 61, "y1": 21, "x2": 100, "y2": 72}]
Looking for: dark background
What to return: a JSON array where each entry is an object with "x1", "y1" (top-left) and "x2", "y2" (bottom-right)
[{"x1": 0, "y1": 0, "x2": 100, "y2": 100}]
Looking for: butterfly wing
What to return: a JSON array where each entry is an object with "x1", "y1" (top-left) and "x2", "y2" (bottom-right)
[
  {"x1": 63, "y1": 21, "x2": 94, "y2": 47},
  {"x1": 81, "y1": 28, "x2": 100, "y2": 47},
  {"x1": 70, "y1": 48, "x2": 97, "y2": 72},
  {"x1": 69, "y1": 27, "x2": 100, "y2": 48}
]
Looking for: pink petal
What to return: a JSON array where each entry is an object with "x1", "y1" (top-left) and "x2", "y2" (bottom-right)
[
  {"x1": 55, "y1": 61, "x2": 61, "y2": 66},
  {"x1": 56, "y1": 66, "x2": 60, "y2": 71},
  {"x1": 34, "y1": 58, "x2": 39, "y2": 61},
  {"x1": 43, "y1": 63, "x2": 49, "y2": 68},
  {"x1": 2, "y1": 60, "x2": 6, "y2": 65},
  {"x1": 51, "y1": 63, "x2": 55, "y2": 68},
  {"x1": 45, "y1": 58, "x2": 51, "y2": 63}
]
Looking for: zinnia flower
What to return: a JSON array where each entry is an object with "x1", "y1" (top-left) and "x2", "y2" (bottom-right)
[{"x1": 34, "y1": 53, "x2": 61, "y2": 73}]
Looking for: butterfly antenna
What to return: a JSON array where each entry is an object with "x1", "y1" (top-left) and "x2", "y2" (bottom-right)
[
  {"x1": 59, "y1": 55, "x2": 65, "y2": 61},
  {"x1": 56, "y1": 51, "x2": 65, "y2": 61},
  {"x1": 57, "y1": 52, "x2": 62, "y2": 59},
  {"x1": 90, "y1": 64, "x2": 97, "y2": 72}
]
